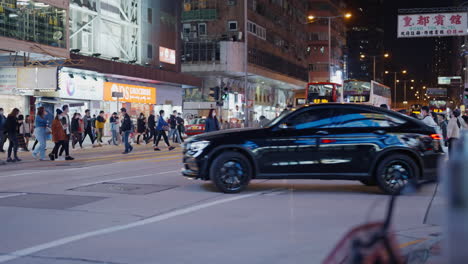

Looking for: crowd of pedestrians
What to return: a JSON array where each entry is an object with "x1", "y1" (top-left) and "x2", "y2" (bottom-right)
[{"x1": 0, "y1": 106, "x2": 186, "y2": 164}]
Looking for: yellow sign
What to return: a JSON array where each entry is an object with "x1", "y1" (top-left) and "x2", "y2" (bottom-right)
[
  {"x1": 103, "y1": 82, "x2": 156, "y2": 104},
  {"x1": 313, "y1": 99, "x2": 329, "y2": 104}
]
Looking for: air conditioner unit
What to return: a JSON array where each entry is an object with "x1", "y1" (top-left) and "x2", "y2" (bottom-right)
[
  {"x1": 190, "y1": 32, "x2": 198, "y2": 39},
  {"x1": 238, "y1": 31, "x2": 243, "y2": 41},
  {"x1": 191, "y1": 25, "x2": 197, "y2": 31}
]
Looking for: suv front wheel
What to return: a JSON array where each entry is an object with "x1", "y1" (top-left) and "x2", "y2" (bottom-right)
[
  {"x1": 209, "y1": 151, "x2": 252, "y2": 193},
  {"x1": 375, "y1": 154, "x2": 419, "y2": 195}
]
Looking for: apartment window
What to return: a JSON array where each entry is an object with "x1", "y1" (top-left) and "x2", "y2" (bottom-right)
[
  {"x1": 183, "y1": 23, "x2": 191, "y2": 35},
  {"x1": 227, "y1": 0, "x2": 237, "y2": 5},
  {"x1": 147, "y1": 44, "x2": 153, "y2": 58},
  {"x1": 198, "y1": 23, "x2": 207, "y2": 35},
  {"x1": 308, "y1": 63, "x2": 329, "y2": 72},
  {"x1": 247, "y1": 21, "x2": 266, "y2": 40},
  {"x1": 147, "y1": 8, "x2": 152, "y2": 23},
  {"x1": 228, "y1": 21, "x2": 238, "y2": 31}
]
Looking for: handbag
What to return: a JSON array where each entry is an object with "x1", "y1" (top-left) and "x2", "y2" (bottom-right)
[{"x1": 162, "y1": 125, "x2": 169, "y2": 131}]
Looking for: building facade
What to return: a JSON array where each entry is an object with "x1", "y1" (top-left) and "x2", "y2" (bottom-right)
[
  {"x1": 181, "y1": 0, "x2": 308, "y2": 123},
  {"x1": 306, "y1": 0, "x2": 348, "y2": 84},
  {"x1": 0, "y1": 0, "x2": 201, "y2": 124},
  {"x1": 346, "y1": 0, "x2": 385, "y2": 82}
]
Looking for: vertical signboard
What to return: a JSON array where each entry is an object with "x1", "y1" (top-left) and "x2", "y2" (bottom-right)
[{"x1": 398, "y1": 12, "x2": 468, "y2": 38}]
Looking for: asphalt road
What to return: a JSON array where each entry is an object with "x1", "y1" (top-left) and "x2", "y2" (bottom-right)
[{"x1": 0, "y1": 143, "x2": 441, "y2": 264}]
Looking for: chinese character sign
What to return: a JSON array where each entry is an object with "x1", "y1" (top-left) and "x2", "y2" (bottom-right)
[{"x1": 398, "y1": 12, "x2": 467, "y2": 38}]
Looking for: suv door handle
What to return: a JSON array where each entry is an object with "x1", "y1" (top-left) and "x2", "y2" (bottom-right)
[
  {"x1": 373, "y1": 130, "x2": 386, "y2": 135},
  {"x1": 316, "y1": 130, "x2": 329, "y2": 135}
]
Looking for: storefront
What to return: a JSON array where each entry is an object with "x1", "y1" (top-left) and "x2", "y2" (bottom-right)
[
  {"x1": 57, "y1": 67, "x2": 104, "y2": 115},
  {"x1": 0, "y1": 68, "x2": 28, "y2": 114}
]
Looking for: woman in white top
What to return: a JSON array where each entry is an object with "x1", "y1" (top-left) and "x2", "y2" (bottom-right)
[
  {"x1": 20, "y1": 115, "x2": 33, "y2": 151},
  {"x1": 447, "y1": 109, "x2": 467, "y2": 153}
]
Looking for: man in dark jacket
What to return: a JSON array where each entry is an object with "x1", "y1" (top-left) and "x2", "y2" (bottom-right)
[
  {"x1": 146, "y1": 110, "x2": 157, "y2": 145},
  {"x1": 120, "y1": 108, "x2": 133, "y2": 154},
  {"x1": 0, "y1": 108, "x2": 6, "y2": 153},
  {"x1": 176, "y1": 113, "x2": 185, "y2": 143},
  {"x1": 81, "y1": 109, "x2": 95, "y2": 145},
  {"x1": 168, "y1": 110, "x2": 181, "y2": 143}
]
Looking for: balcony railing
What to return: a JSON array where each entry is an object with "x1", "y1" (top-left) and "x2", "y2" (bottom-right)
[{"x1": 182, "y1": 9, "x2": 217, "y2": 21}]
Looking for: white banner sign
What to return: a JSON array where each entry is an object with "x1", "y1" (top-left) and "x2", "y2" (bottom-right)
[
  {"x1": 0, "y1": 68, "x2": 17, "y2": 94},
  {"x1": 58, "y1": 72, "x2": 104, "y2": 100},
  {"x1": 398, "y1": 12, "x2": 468, "y2": 38}
]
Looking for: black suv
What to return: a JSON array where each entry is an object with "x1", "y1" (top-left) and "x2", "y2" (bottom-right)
[{"x1": 182, "y1": 104, "x2": 443, "y2": 194}]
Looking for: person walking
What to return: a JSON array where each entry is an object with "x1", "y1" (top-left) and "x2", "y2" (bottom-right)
[
  {"x1": 108, "y1": 112, "x2": 119, "y2": 145},
  {"x1": 447, "y1": 109, "x2": 467, "y2": 154},
  {"x1": 205, "y1": 108, "x2": 220, "y2": 132},
  {"x1": 258, "y1": 115, "x2": 270, "y2": 128},
  {"x1": 154, "y1": 110, "x2": 175, "y2": 151},
  {"x1": 168, "y1": 110, "x2": 182, "y2": 143},
  {"x1": 176, "y1": 113, "x2": 185, "y2": 143},
  {"x1": 120, "y1": 108, "x2": 133, "y2": 154},
  {"x1": 5, "y1": 108, "x2": 21, "y2": 162},
  {"x1": 71, "y1": 113, "x2": 83, "y2": 149},
  {"x1": 22, "y1": 115, "x2": 33, "y2": 151},
  {"x1": 95, "y1": 110, "x2": 106, "y2": 146},
  {"x1": 57, "y1": 105, "x2": 71, "y2": 158},
  {"x1": 32, "y1": 107, "x2": 48, "y2": 160},
  {"x1": 136, "y1": 113, "x2": 146, "y2": 145},
  {"x1": 16, "y1": 115, "x2": 27, "y2": 151},
  {"x1": 49, "y1": 109, "x2": 73, "y2": 161},
  {"x1": 81, "y1": 109, "x2": 95, "y2": 145},
  {"x1": 0, "y1": 108, "x2": 6, "y2": 153},
  {"x1": 421, "y1": 106, "x2": 437, "y2": 127},
  {"x1": 146, "y1": 111, "x2": 156, "y2": 145}
]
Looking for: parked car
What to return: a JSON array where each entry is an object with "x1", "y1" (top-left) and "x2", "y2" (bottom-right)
[
  {"x1": 182, "y1": 104, "x2": 444, "y2": 194},
  {"x1": 185, "y1": 118, "x2": 206, "y2": 136}
]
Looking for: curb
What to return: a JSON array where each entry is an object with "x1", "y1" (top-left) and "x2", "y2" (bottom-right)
[{"x1": 402, "y1": 236, "x2": 443, "y2": 264}]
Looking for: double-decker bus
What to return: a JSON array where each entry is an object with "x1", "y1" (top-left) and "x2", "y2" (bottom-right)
[
  {"x1": 343, "y1": 80, "x2": 392, "y2": 107},
  {"x1": 426, "y1": 88, "x2": 448, "y2": 113},
  {"x1": 305, "y1": 82, "x2": 342, "y2": 104}
]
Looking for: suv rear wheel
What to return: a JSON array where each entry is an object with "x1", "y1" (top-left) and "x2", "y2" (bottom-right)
[
  {"x1": 209, "y1": 151, "x2": 252, "y2": 193},
  {"x1": 375, "y1": 154, "x2": 419, "y2": 195}
]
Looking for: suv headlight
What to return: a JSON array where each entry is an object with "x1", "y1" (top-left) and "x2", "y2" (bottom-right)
[{"x1": 187, "y1": 140, "x2": 210, "y2": 157}]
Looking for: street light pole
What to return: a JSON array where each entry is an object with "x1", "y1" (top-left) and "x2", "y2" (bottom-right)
[
  {"x1": 393, "y1": 72, "x2": 397, "y2": 107},
  {"x1": 328, "y1": 17, "x2": 332, "y2": 82},
  {"x1": 373, "y1": 56, "x2": 376, "y2": 81},
  {"x1": 403, "y1": 80, "x2": 407, "y2": 102},
  {"x1": 244, "y1": 0, "x2": 249, "y2": 127}
]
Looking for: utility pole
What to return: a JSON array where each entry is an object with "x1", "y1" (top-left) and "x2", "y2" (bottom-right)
[{"x1": 244, "y1": 0, "x2": 249, "y2": 127}]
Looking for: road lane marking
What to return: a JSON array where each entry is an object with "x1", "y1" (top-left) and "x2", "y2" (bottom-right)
[
  {"x1": 76, "y1": 170, "x2": 180, "y2": 186},
  {"x1": 399, "y1": 238, "x2": 427, "y2": 248},
  {"x1": 0, "y1": 193, "x2": 26, "y2": 199},
  {"x1": 0, "y1": 192, "x2": 261, "y2": 263},
  {"x1": 0, "y1": 172, "x2": 39, "y2": 179},
  {"x1": 67, "y1": 150, "x2": 182, "y2": 162},
  {"x1": 79, "y1": 153, "x2": 181, "y2": 163}
]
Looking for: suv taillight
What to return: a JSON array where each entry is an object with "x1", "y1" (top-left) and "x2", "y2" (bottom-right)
[{"x1": 430, "y1": 134, "x2": 443, "y2": 140}]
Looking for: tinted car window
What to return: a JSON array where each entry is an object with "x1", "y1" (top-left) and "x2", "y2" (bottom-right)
[
  {"x1": 329, "y1": 108, "x2": 407, "y2": 128},
  {"x1": 287, "y1": 109, "x2": 335, "y2": 129}
]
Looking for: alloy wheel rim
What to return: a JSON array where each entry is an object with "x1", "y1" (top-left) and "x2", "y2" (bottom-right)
[
  {"x1": 383, "y1": 161, "x2": 411, "y2": 191},
  {"x1": 219, "y1": 160, "x2": 245, "y2": 191}
]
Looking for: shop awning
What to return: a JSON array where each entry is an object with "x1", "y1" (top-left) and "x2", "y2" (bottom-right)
[{"x1": 70, "y1": 54, "x2": 202, "y2": 88}]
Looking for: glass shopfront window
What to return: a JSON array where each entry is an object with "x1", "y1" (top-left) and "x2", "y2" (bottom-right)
[{"x1": 0, "y1": 1, "x2": 67, "y2": 48}]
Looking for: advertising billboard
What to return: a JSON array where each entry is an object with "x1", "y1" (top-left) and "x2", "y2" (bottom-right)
[
  {"x1": 103, "y1": 82, "x2": 156, "y2": 104},
  {"x1": 426, "y1": 88, "x2": 447, "y2": 97},
  {"x1": 159, "y1": 46, "x2": 176, "y2": 64},
  {"x1": 398, "y1": 12, "x2": 468, "y2": 38},
  {"x1": 438, "y1": 76, "x2": 461, "y2": 85}
]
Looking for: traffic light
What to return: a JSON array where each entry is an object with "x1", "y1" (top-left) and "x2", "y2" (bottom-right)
[
  {"x1": 209, "y1": 86, "x2": 220, "y2": 101},
  {"x1": 221, "y1": 87, "x2": 228, "y2": 100}
]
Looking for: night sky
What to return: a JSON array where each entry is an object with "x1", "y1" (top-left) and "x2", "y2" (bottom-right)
[{"x1": 382, "y1": 0, "x2": 458, "y2": 84}]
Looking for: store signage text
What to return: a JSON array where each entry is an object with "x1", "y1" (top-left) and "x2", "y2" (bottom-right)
[
  {"x1": 104, "y1": 82, "x2": 156, "y2": 104},
  {"x1": 398, "y1": 12, "x2": 468, "y2": 38}
]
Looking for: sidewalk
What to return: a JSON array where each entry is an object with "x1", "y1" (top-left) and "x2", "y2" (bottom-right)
[{"x1": 400, "y1": 184, "x2": 445, "y2": 264}]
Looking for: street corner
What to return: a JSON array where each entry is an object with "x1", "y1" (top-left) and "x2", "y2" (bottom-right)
[{"x1": 400, "y1": 232, "x2": 444, "y2": 264}]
